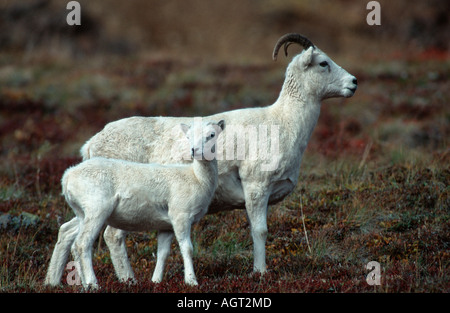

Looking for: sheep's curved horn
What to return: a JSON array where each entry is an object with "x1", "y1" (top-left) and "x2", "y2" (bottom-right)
[{"x1": 272, "y1": 33, "x2": 315, "y2": 60}]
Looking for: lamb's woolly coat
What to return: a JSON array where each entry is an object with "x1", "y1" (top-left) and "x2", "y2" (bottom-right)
[
  {"x1": 46, "y1": 121, "x2": 224, "y2": 288},
  {"x1": 62, "y1": 157, "x2": 216, "y2": 232}
]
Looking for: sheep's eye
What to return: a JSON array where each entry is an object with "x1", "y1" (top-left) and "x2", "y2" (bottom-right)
[
  {"x1": 319, "y1": 61, "x2": 328, "y2": 67},
  {"x1": 210, "y1": 132, "x2": 215, "y2": 138}
]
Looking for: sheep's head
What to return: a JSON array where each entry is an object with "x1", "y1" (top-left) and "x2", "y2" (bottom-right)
[
  {"x1": 180, "y1": 119, "x2": 225, "y2": 161},
  {"x1": 273, "y1": 33, "x2": 357, "y2": 100}
]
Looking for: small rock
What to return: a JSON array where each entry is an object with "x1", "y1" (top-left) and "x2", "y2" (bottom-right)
[
  {"x1": 0, "y1": 212, "x2": 40, "y2": 230},
  {"x1": 19, "y1": 212, "x2": 40, "y2": 228},
  {"x1": 0, "y1": 214, "x2": 11, "y2": 229}
]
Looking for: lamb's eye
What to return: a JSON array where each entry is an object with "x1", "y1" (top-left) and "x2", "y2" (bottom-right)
[
  {"x1": 210, "y1": 132, "x2": 215, "y2": 138},
  {"x1": 319, "y1": 61, "x2": 328, "y2": 67}
]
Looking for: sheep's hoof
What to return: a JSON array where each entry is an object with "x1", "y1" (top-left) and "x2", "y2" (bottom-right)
[
  {"x1": 249, "y1": 268, "x2": 270, "y2": 278},
  {"x1": 185, "y1": 279, "x2": 198, "y2": 286},
  {"x1": 82, "y1": 283, "x2": 100, "y2": 291}
]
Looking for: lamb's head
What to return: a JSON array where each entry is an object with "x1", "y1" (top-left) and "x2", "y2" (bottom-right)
[
  {"x1": 180, "y1": 119, "x2": 225, "y2": 161},
  {"x1": 273, "y1": 33, "x2": 357, "y2": 100}
]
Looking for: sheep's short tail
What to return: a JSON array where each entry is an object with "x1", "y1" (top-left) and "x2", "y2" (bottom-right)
[
  {"x1": 80, "y1": 141, "x2": 91, "y2": 160},
  {"x1": 61, "y1": 170, "x2": 70, "y2": 197}
]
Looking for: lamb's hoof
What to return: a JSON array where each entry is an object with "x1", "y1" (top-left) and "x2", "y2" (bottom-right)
[
  {"x1": 82, "y1": 282, "x2": 100, "y2": 291},
  {"x1": 44, "y1": 278, "x2": 62, "y2": 287}
]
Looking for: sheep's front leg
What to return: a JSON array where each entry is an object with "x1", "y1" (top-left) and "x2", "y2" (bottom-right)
[
  {"x1": 171, "y1": 216, "x2": 198, "y2": 286},
  {"x1": 104, "y1": 226, "x2": 136, "y2": 284},
  {"x1": 244, "y1": 189, "x2": 270, "y2": 274},
  {"x1": 151, "y1": 230, "x2": 174, "y2": 283},
  {"x1": 177, "y1": 237, "x2": 197, "y2": 286},
  {"x1": 45, "y1": 217, "x2": 79, "y2": 286}
]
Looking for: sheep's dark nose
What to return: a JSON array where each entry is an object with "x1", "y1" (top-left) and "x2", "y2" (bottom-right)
[
  {"x1": 192, "y1": 147, "x2": 200, "y2": 156},
  {"x1": 353, "y1": 78, "x2": 358, "y2": 85}
]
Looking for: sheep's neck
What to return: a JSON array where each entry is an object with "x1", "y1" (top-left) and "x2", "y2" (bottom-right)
[
  {"x1": 272, "y1": 72, "x2": 322, "y2": 154},
  {"x1": 192, "y1": 158, "x2": 218, "y2": 189},
  {"x1": 275, "y1": 72, "x2": 321, "y2": 126},
  {"x1": 280, "y1": 71, "x2": 304, "y2": 101}
]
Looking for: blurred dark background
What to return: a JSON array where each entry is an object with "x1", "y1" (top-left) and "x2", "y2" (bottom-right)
[
  {"x1": 1, "y1": 0, "x2": 449, "y2": 61},
  {"x1": 0, "y1": 0, "x2": 448, "y2": 161}
]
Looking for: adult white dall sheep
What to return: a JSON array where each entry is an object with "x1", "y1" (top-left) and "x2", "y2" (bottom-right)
[
  {"x1": 45, "y1": 119, "x2": 225, "y2": 288},
  {"x1": 79, "y1": 33, "x2": 357, "y2": 278}
]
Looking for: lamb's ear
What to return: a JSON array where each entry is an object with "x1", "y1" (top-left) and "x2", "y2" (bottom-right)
[
  {"x1": 300, "y1": 46, "x2": 314, "y2": 69},
  {"x1": 180, "y1": 123, "x2": 190, "y2": 135},
  {"x1": 217, "y1": 120, "x2": 225, "y2": 132}
]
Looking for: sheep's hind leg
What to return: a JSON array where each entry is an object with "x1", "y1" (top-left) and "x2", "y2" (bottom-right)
[
  {"x1": 151, "y1": 230, "x2": 174, "y2": 283},
  {"x1": 45, "y1": 217, "x2": 80, "y2": 286},
  {"x1": 72, "y1": 217, "x2": 105, "y2": 289},
  {"x1": 104, "y1": 226, "x2": 136, "y2": 284}
]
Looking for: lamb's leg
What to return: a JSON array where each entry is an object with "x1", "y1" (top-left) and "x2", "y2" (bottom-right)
[
  {"x1": 171, "y1": 217, "x2": 197, "y2": 286},
  {"x1": 45, "y1": 217, "x2": 79, "y2": 286},
  {"x1": 72, "y1": 217, "x2": 105, "y2": 289},
  {"x1": 244, "y1": 188, "x2": 270, "y2": 274},
  {"x1": 151, "y1": 230, "x2": 174, "y2": 283},
  {"x1": 104, "y1": 226, "x2": 136, "y2": 284}
]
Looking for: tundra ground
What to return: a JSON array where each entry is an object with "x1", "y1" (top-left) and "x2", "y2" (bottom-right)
[{"x1": 1, "y1": 46, "x2": 448, "y2": 292}]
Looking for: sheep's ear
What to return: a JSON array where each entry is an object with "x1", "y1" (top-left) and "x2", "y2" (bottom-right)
[
  {"x1": 300, "y1": 46, "x2": 314, "y2": 69},
  {"x1": 180, "y1": 123, "x2": 190, "y2": 135},
  {"x1": 217, "y1": 120, "x2": 225, "y2": 131}
]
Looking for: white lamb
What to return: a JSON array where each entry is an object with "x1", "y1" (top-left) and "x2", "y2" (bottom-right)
[
  {"x1": 78, "y1": 33, "x2": 357, "y2": 278},
  {"x1": 45, "y1": 119, "x2": 225, "y2": 288}
]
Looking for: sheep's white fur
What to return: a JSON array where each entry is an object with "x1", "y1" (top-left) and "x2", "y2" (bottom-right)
[
  {"x1": 45, "y1": 120, "x2": 225, "y2": 288},
  {"x1": 78, "y1": 38, "x2": 357, "y2": 277}
]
